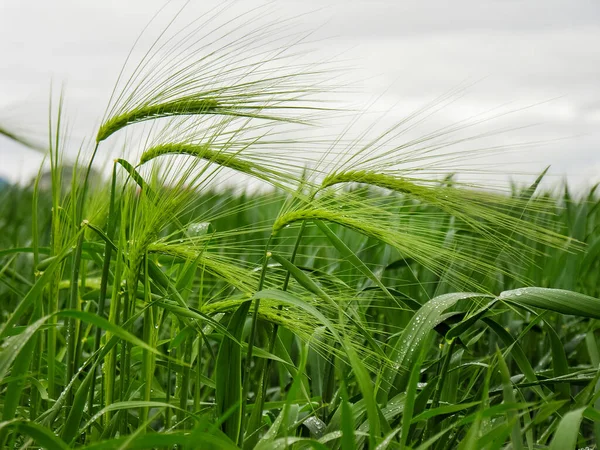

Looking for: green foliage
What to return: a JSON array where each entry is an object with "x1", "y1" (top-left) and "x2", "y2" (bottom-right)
[{"x1": 1, "y1": 6, "x2": 600, "y2": 449}]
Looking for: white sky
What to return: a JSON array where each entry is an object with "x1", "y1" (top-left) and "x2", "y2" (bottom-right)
[{"x1": 0, "y1": 0, "x2": 599, "y2": 191}]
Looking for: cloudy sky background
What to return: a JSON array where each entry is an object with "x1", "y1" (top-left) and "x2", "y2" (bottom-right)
[{"x1": 0, "y1": 0, "x2": 599, "y2": 191}]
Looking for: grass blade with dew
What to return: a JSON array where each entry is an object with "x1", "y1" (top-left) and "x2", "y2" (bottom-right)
[
  {"x1": 378, "y1": 292, "x2": 489, "y2": 402},
  {"x1": 0, "y1": 420, "x2": 70, "y2": 450}
]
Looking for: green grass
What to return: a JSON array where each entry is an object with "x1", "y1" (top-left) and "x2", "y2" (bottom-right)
[{"x1": 1, "y1": 6, "x2": 600, "y2": 449}]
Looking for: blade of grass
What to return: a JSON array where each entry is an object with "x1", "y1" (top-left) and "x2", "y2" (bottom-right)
[
  {"x1": 548, "y1": 407, "x2": 585, "y2": 450},
  {"x1": 495, "y1": 347, "x2": 524, "y2": 450}
]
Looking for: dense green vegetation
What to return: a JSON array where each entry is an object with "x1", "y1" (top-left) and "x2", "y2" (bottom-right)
[{"x1": 1, "y1": 7, "x2": 600, "y2": 449}]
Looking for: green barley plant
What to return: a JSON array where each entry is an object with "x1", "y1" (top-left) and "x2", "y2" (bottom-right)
[{"x1": 1, "y1": 4, "x2": 600, "y2": 450}]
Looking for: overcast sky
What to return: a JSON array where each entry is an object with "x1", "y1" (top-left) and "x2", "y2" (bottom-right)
[{"x1": 0, "y1": 0, "x2": 599, "y2": 191}]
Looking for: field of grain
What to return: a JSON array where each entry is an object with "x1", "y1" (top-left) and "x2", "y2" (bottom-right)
[{"x1": 1, "y1": 7, "x2": 600, "y2": 450}]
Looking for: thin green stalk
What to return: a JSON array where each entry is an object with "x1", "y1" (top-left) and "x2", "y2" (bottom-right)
[
  {"x1": 174, "y1": 318, "x2": 183, "y2": 428},
  {"x1": 76, "y1": 142, "x2": 100, "y2": 226},
  {"x1": 47, "y1": 90, "x2": 63, "y2": 402},
  {"x1": 119, "y1": 260, "x2": 141, "y2": 435},
  {"x1": 194, "y1": 335, "x2": 203, "y2": 413},
  {"x1": 103, "y1": 232, "x2": 125, "y2": 427},
  {"x1": 46, "y1": 277, "x2": 58, "y2": 400},
  {"x1": 165, "y1": 318, "x2": 179, "y2": 431},
  {"x1": 73, "y1": 262, "x2": 87, "y2": 396},
  {"x1": 194, "y1": 264, "x2": 206, "y2": 413},
  {"x1": 239, "y1": 236, "x2": 273, "y2": 446},
  {"x1": 140, "y1": 254, "x2": 155, "y2": 431},
  {"x1": 46, "y1": 212, "x2": 61, "y2": 401},
  {"x1": 165, "y1": 357, "x2": 172, "y2": 430},
  {"x1": 88, "y1": 162, "x2": 118, "y2": 416},
  {"x1": 30, "y1": 326, "x2": 43, "y2": 420},
  {"x1": 118, "y1": 304, "x2": 131, "y2": 435},
  {"x1": 32, "y1": 166, "x2": 42, "y2": 270},
  {"x1": 179, "y1": 333, "x2": 193, "y2": 429},
  {"x1": 246, "y1": 221, "x2": 307, "y2": 447},
  {"x1": 424, "y1": 338, "x2": 456, "y2": 439},
  {"x1": 118, "y1": 307, "x2": 130, "y2": 398},
  {"x1": 100, "y1": 370, "x2": 105, "y2": 429},
  {"x1": 65, "y1": 222, "x2": 86, "y2": 415},
  {"x1": 29, "y1": 167, "x2": 43, "y2": 419},
  {"x1": 432, "y1": 339, "x2": 456, "y2": 409}
]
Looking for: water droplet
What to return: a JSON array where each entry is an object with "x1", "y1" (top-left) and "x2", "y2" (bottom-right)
[{"x1": 186, "y1": 222, "x2": 211, "y2": 237}]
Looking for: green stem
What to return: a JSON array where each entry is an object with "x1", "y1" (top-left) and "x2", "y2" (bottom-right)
[
  {"x1": 239, "y1": 236, "x2": 273, "y2": 445},
  {"x1": 65, "y1": 222, "x2": 86, "y2": 414},
  {"x1": 179, "y1": 333, "x2": 193, "y2": 429},
  {"x1": 245, "y1": 209, "x2": 311, "y2": 449},
  {"x1": 119, "y1": 291, "x2": 131, "y2": 401},
  {"x1": 140, "y1": 255, "x2": 155, "y2": 432},
  {"x1": 254, "y1": 221, "x2": 307, "y2": 409},
  {"x1": 431, "y1": 338, "x2": 456, "y2": 409},
  {"x1": 47, "y1": 98, "x2": 63, "y2": 401},
  {"x1": 165, "y1": 355, "x2": 172, "y2": 430},
  {"x1": 103, "y1": 233, "x2": 124, "y2": 426},
  {"x1": 194, "y1": 335, "x2": 203, "y2": 413},
  {"x1": 194, "y1": 264, "x2": 205, "y2": 413},
  {"x1": 424, "y1": 338, "x2": 456, "y2": 440},
  {"x1": 88, "y1": 162, "x2": 118, "y2": 416},
  {"x1": 165, "y1": 319, "x2": 178, "y2": 430},
  {"x1": 30, "y1": 171, "x2": 42, "y2": 419},
  {"x1": 76, "y1": 142, "x2": 100, "y2": 225}
]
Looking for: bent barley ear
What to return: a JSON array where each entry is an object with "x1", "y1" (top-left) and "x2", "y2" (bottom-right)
[
  {"x1": 140, "y1": 143, "x2": 249, "y2": 172},
  {"x1": 139, "y1": 141, "x2": 309, "y2": 193},
  {"x1": 97, "y1": 98, "x2": 219, "y2": 142},
  {"x1": 322, "y1": 170, "x2": 414, "y2": 194}
]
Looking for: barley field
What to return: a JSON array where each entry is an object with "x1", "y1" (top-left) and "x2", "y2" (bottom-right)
[{"x1": 1, "y1": 6, "x2": 600, "y2": 450}]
